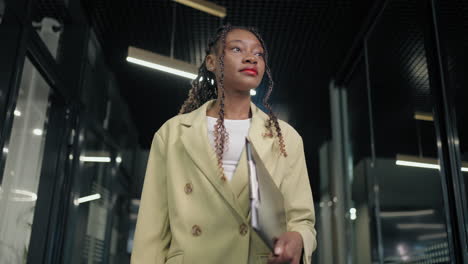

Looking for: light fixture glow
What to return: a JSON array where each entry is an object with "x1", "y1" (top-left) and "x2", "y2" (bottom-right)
[
  {"x1": 2, "y1": 147, "x2": 8, "y2": 153},
  {"x1": 80, "y1": 156, "x2": 111, "y2": 163},
  {"x1": 396, "y1": 154, "x2": 468, "y2": 172},
  {"x1": 250, "y1": 89, "x2": 257, "y2": 96},
  {"x1": 418, "y1": 232, "x2": 447, "y2": 241},
  {"x1": 414, "y1": 112, "x2": 433, "y2": 122},
  {"x1": 127, "y1": 47, "x2": 198, "y2": 80},
  {"x1": 75, "y1": 193, "x2": 101, "y2": 205},
  {"x1": 33, "y1": 129, "x2": 43, "y2": 136},
  {"x1": 14, "y1": 110, "x2": 22, "y2": 117},
  {"x1": 349, "y1": 208, "x2": 357, "y2": 220},
  {"x1": 397, "y1": 223, "x2": 445, "y2": 230},
  {"x1": 11, "y1": 189, "x2": 37, "y2": 202},
  {"x1": 127, "y1": 57, "x2": 197, "y2": 79},
  {"x1": 173, "y1": 0, "x2": 227, "y2": 18},
  {"x1": 116, "y1": 156, "x2": 122, "y2": 163},
  {"x1": 380, "y1": 209, "x2": 435, "y2": 218},
  {"x1": 396, "y1": 160, "x2": 440, "y2": 170}
]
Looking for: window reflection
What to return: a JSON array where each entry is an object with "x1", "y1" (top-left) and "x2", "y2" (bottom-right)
[{"x1": 0, "y1": 57, "x2": 51, "y2": 263}]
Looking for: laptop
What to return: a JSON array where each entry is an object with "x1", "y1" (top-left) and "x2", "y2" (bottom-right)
[{"x1": 246, "y1": 138, "x2": 287, "y2": 251}]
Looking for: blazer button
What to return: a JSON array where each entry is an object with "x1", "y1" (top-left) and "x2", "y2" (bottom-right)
[
  {"x1": 184, "y1": 183, "x2": 193, "y2": 194},
  {"x1": 192, "y1": 225, "x2": 202, "y2": 236},
  {"x1": 239, "y1": 223, "x2": 248, "y2": 236}
]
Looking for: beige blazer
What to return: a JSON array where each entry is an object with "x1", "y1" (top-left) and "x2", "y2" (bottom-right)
[{"x1": 131, "y1": 100, "x2": 317, "y2": 264}]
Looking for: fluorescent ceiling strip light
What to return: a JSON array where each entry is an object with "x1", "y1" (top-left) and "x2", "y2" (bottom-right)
[
  {"x1": 396, "y1": 154, "x2": 468, "y2": 172},
  {"x1": 173, "y1": 0, "x2": 226, "y2": 18},
  {"x1": 80, "y1": 156, "x2": 111, "y2": 162},
  {"x1": 418, "y1": 232, "x2": 447, "y2": 241},
  {"x1": 380, "y1": 209, "x2": 435, "y2": 218},
  {"x1": 127, "y1": 46, "x2": 198, "y2": 80},
  {"x1": 397, "y1": 223, "x2": 445, "y2": 230},
  {"x1": 396, "y1": 160, "x2": 440, "y2": 170},
  {"x1": 11, "y1": 189, "x2": 37, "y2": 202},
  {"x1": 76, "y1": 193, "x2": 101, "y2": 204},
  {"x1": 414, "y1": 111, "x2": 434, "y2": 121}
]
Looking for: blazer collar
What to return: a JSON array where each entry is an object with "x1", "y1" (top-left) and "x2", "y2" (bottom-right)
[{"x1": 179, "y1": 99, "x2": 278, "y2": 220}]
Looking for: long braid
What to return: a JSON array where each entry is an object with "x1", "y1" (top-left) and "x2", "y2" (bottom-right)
[
  {"x1": 248, "y1": 27, "x2": 288, "y2": 157},
  {"x1": 178, "y1": 25, "x2": 287, "y2": 181},
  {"x1": 213, "y1": 25, "x2": 231, "y2": 180}
]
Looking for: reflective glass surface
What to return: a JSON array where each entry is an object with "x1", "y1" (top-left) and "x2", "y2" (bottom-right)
[
  {"x1": 63, "y1": 127, "x2": 116, "y2": 264},
  {"x1": 365, "y1": 1, "x2": 451, "y2": 262},
  {"x1": 437, "y1": 0, "x2": 468, "y2": 250},
  {"x1": 0, "y1": 57, "x2": 51, "y2": 263}
]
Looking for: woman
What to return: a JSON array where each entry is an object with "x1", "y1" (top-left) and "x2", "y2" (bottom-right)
[{"x1": 131, "y1": 25, "x2": 316, "y2": 264}]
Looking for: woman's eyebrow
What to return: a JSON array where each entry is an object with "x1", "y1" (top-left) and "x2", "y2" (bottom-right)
[{"x1": 227, "y1": 39, "x2": 262, "y2": 48}]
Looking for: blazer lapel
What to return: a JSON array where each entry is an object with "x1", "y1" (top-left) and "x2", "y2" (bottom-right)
[
  {"x1": 179, "y1": 100, "x2": 280, "y2": 220},
  {"x1": 180, "y1": 100, "x2": 244, "y2": 218},
  {"x1": 230, "y1": 102, "x2": 281, "y2": 217}
]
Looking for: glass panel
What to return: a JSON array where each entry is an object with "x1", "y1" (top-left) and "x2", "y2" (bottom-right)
[
  {"x1": 0, "y1": 56, "x2": 51, "y2": 263},
  {"x1": 437, "y1": 0, "x2": 468, "y2": 249},
  {"x1": 63, "y1": 127, "x2": 114, "y2": 264},
  {"x1": 344, "y1": 61, "x2": 375, "y2": 264},
  {"x1": 365, "y1": 1, "x2": 451, "y2": 262}
]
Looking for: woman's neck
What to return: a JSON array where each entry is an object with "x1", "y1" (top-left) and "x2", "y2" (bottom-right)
[{"x1": 206, "y1": 91, "x2": 251, "y2": 120}]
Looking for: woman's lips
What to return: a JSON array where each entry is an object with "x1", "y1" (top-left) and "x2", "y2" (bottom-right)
[{"x1": 240, "y1": 69, "x2": 258, "y2": 76}]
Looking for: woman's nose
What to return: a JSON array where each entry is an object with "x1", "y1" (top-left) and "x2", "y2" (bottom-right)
[{"x1": 243, "y1": 55, "x2": 257, "y2": 64}]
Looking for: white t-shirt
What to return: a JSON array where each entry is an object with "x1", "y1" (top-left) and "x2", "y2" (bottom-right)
[{"x1": 206, "y1": 116, "x2": 251, "y2": 181}]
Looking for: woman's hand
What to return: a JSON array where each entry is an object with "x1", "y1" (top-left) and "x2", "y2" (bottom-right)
[{"x1": 267, "y1": 231, "x2": 303, "y2": 264}]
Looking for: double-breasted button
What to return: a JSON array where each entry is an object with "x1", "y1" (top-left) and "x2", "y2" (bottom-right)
[
  {"x1": 192, "y1": 225, "x2": 202, "y2": 236},
  {"x1": 239, "y1": 223, "x2": 248, "y2": 236},
  {"x1": 184, "y1": 183, "x2": 193, "y2": 194}
]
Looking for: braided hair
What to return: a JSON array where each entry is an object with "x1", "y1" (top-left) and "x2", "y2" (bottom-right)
[{"x1": 179, "y1": 24, "x2": 287, "y2": 180}]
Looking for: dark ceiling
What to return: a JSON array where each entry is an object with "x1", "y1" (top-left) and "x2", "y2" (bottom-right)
[{"x1": 76, "y1": 0, "x2": 374, "y2": 193}]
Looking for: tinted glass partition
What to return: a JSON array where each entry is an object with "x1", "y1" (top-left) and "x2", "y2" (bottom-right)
[
  {"x1": 436, "y1": 0, "x2": 468, "y2": 255},
  {"x1": 0, "y1": 56, "x2": 52, "y2": 263},
  {"x1": 365, "y1": 1, "x2": 451, "y2": 262}
]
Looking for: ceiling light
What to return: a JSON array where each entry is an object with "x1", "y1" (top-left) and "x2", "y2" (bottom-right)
[
  {"x1": 11, "y1": 189, "x2": 37, "y2": 202},
  {"x1": 396, "y1": 154, "x2": 468, "y2": 172},
  {"x1": 116, "y1": 156, "x2": 122, "y2": 163},
  {"x1": 75, "y1": 193, "x2": 101, "y2": 205},
  {"x1": 380, "y1": 209, "x2": 435, "y2": 218},
  {"x1": 173, "y1": 0, "x2": 226, "y2": 18},
  {"x1": 127, "y1": 46, "x2": 198, "y2": 79},
  {"x1": 397, "y1": 223, "x2": 445, "y2": 230},
  {"x1": 349, "y1": 208, "x2": 357, "y2": 220},
  {"x1": 250, "y1": 89, "x2": 257, "y2": 96},
  {"x1": 414, "y1": 111, "x2": 433, "y2": 121},
  {"x1": 417, "y1": 232, "x2": 447, "y2": 241},
  {"x1": 2, "y1": 147, "x2": 8, "y2": 153},
  {"x1": 80, "y1": 156, "x2": 111, "y2": 163},
  {"x1": 33, "y1": 129, "x2": 43, "y2": 136},
  {"x1": 14, "y1": 110, "x2": 21, "y2": 117}
]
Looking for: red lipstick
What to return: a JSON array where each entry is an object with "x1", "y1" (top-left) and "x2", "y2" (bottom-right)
[{"x1": 240, "y1": 67, "x2": 258, "y2": 76}]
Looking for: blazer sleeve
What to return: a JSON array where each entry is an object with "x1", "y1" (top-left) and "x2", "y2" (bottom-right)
[
  {"x1": 131, "y1": 132, "x2": 171, "y2": 264},
  {"x1": 281, "y1": 136, "x2": 317, "y2": 264}
]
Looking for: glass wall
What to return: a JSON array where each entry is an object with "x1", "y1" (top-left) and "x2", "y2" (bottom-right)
[
  {"x1": 437, "y1": 0, "x2": 468, "y2": 256},
  {"x1": 63, "y1": 126, "x2": 116, "y2": 264},
  {"x1": 324, "y1": 1, "x2": 464, "y2": 263},
  {"x1": 0, "y1": 56, "x2": 51, "y2": 263},
  {"x1": 366, "y1": 1, "x2": 451, "y2": 262}
]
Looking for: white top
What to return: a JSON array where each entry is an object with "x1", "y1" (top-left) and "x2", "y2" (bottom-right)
[{"x1": 206, "y1": 116, "x2": 251, "y2": 181}]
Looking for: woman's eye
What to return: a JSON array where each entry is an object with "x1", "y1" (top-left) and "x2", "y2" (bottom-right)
[
  {"x1": 256, "y1": 52, "x2": 264, "y2": 57},
  {"x1": 232, "y1": 47, "x2": 241, "y2": 52}
]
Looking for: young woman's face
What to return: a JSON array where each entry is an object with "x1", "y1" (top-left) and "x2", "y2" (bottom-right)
[{"x1": 208, "y1": 29, "x2": 266, "y2": 93}]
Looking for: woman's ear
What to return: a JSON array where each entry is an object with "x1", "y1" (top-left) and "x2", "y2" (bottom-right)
[{"x1": 205, "y1": 54, "x2": 216, "y2": 72}]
